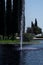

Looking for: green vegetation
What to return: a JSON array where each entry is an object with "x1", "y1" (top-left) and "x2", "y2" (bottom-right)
[
  {"x1": 0, "y1": 33, "x2": 34, "y2": 44},
  {"x1": 27, "y1": 18, "x2": 42, "y2": 35},
  {"x1": 23, "y1": 33, "x2": 34, "y2": 42},
  {"x1": 0, "y1": 39, "x2": 20, "y2": 44}
]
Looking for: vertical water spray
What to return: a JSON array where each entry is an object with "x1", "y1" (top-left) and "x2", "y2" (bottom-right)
[
  {"x1": 18, "y1": 0, "x2": 23, "y2": 50},
  {"x1": 20, "y1": 13, "x2": 23, "y2": 50},
  {"x1": 11, "y1": 0, "x2": 13, "y2": 10},
  {"x1": 20, "y1": 0, "x2": 25, "y2": 50},
  {"x1": 4, "y1": 0, "x2": 6, "y2": 37}
]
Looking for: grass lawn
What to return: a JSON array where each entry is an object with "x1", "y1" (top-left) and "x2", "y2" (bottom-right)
[
  {"x1": 0, "y1": 40, "x2": 20, "y2": 44},
  {"x1": 0, "y1": 40, "x2": 32, "y2": 44},
  {"x1": 0, "y1": 39, "x2": 41, "y2": 44}
]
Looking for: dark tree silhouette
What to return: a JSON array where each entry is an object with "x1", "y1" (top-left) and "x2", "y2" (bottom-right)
[
  {"x1": 0, "y1": 0, "x2": 5, "y2": 39},
  {"x1": 12, "y1": 0, "x2": 23, "y2": 39},
  {"x1": 35, "y1": 18, "x2": 37, "y2": 27},
  {"x1": 6, "y1": 0, "x2": 11, "y2": 39},
  {"x1": 31, "y1": 21, "x2": 34, "y2": 27},
  {"x1": 0, "y1": 0, "x2": 25, "y2": 40}
]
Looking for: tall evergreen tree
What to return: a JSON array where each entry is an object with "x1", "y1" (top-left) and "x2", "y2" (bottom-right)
[
  {"x1": 6, "y1": 0, "x2": 11, "y2": 39},
  {"x1": 35, "y1": 18, "x2": 37, "y2": 27},
  {"x1": 12, "y1": 0, "x2": 23, "y2": 39},
  {"x1": 31, "y1": 21, "x2": 34, "y2": 27},
  {"x1": 17, "y1": 0, "x2": 23, "y2": 34},
  {"x1": 0, "y1": 0, "x2": 5, "y2": 39},
  {"x1": 13, "y1": 0, "x2": 18, "y2": 33}
]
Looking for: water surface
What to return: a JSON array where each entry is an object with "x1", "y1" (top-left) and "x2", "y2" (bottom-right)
[
  {"x1": 19, "y1": 40, "x2": 43, "y2": 65},
  {"x1": 0, "y1": 40, "x2": 43, "y2": 65}
]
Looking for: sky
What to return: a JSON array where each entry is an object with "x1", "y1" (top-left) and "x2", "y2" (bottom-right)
[{"x1": 25, "y1": 0, "x2": 43, "y2": 32}]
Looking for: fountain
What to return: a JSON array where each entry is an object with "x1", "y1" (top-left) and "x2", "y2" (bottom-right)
[{"x1": 20, "y1": 11, "x2": 23, "y2": 50}]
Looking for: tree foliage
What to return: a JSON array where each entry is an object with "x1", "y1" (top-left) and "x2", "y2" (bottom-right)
[
  {"x1": 0, "y1": 0, "x2": 24, "y2": 40},
  {"x1": 35, "y1": 18, "x2": 37, "y2": 26},
  {"x1": 27, "y1": 18, "x2": 42, "y2": 35},
  {"x1": 31, "y1": 21, "x2": 34, "y2": 27},
  {"x1": 23, "y1": 33, "x2": 33, "y2": 42}
]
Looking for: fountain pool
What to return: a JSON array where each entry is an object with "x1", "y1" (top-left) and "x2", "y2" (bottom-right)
[{"x1": 18, "y1": 40, "x2": 43, "y2": 65}]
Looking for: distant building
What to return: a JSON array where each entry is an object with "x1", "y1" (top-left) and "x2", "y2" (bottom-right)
[{"x1": 35, "y1": 34, "x2": 42, "y2": 37}]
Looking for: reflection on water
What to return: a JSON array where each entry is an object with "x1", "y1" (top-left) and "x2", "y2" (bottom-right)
[
  {"x1": 0, "y1": 44, "x2": 20, "y2": 65},
  {"x1": 19, "y1": 40, "x2": 43, "y2": 65},
  {"x1": 0, "y1": 40, "x2": 43, "y2": 65},
  {"x1": 19, "y1": 49, "x2": 43, "y2": 65}
]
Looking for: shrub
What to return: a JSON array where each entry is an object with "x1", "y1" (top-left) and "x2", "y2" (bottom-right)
[{"x1": 23, "y1": 33, "x2": 33, "y2": 42}]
